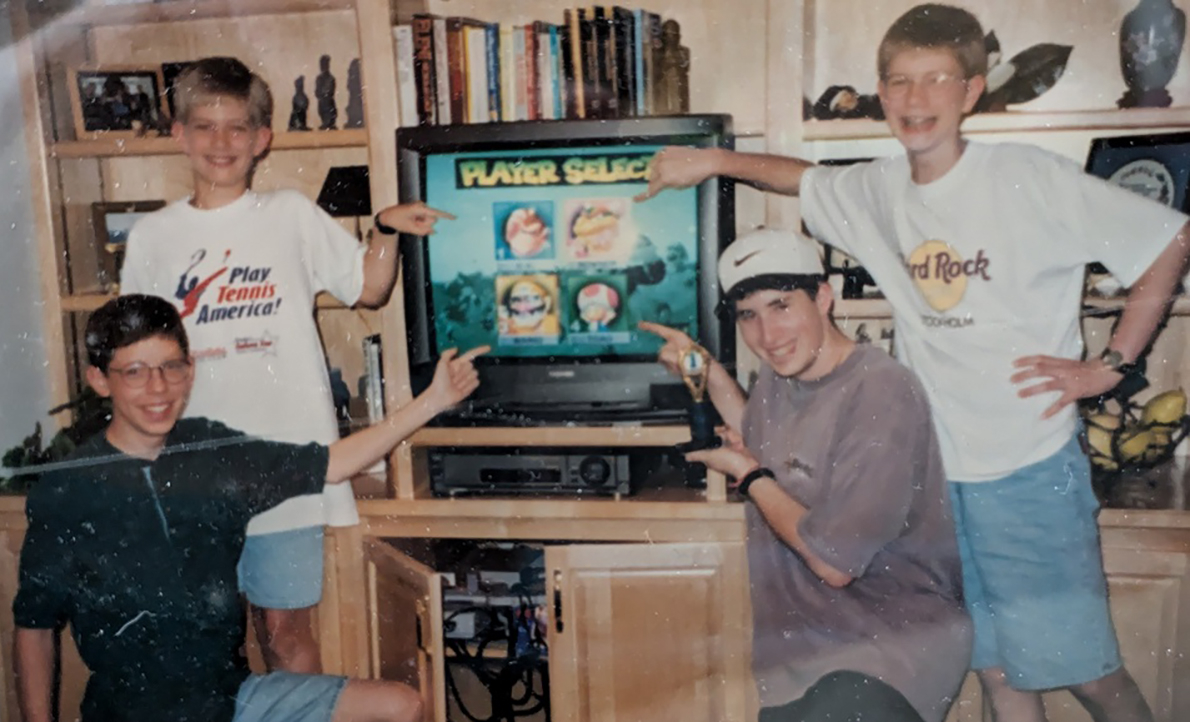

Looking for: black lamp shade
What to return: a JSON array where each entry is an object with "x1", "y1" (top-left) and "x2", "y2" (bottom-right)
[{"x1": 317, "y1": 165, "x2": 372, "y2": 217}]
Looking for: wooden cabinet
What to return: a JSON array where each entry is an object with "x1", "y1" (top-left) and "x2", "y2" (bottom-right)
[{"x1": 359, "y1": 534, "x2": 750, "y2": 722}]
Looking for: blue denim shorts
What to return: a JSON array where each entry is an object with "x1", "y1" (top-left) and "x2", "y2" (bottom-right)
[
  {"x1": 237, "y1": 526, "x2": 325, "y2": 609},
  {"x1": 234, "y1": 671, "x2": 347, "y2": 722},
  {"x1": 949, "y1": 434, "x2": 1122, "y2": 690}
]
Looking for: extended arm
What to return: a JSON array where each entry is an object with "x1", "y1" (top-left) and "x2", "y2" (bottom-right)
[
  {"x1": 325, "y1": 346, "x2": 487, "y2": 482},
  {"x1": 14, "y1": 627, "x2": 55, "y2": 722},
  {"x1": 635, "y1": 147, "x2": 815, "y2": 202},
  {"x1": 357, "y1": 202, "x2": 456, "y2": 307}
]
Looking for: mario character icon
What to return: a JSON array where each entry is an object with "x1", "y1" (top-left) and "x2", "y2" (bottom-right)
[
  {"x1": 495, "y1": 202, "x2": 554, "y2": 261},
  {"x1": 497, "y1": 275, "x2": 560, "y2": 337},
  {"x1": 576, "y1": 282, "x2": 620, "y2": 332},
  {"x1": 565, "y1": 200, "x2": 625, "y2": 260}
]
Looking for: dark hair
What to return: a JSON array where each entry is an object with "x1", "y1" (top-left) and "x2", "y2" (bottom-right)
[
  {"x1": 724, "y1": 274, "x2": 825, "y2": 309},
  {"x1": 85, "y1": 294, "x2": 189, "y2": 373},
  {"x1": 174, "y1": 56, "x2": 273, "y2": 128},
  {"x1": 878, "y1": 4, "x2": 987, "y2": 80}
]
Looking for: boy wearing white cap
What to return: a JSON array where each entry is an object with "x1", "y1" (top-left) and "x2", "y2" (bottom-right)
[{"x1": 642, "y1": 228, "x2": 971, "y2": 722}]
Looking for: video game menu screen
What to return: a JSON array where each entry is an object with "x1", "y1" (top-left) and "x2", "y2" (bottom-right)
[{"x1": 422, "y1": 144, "x2": 701, "y2": 359}]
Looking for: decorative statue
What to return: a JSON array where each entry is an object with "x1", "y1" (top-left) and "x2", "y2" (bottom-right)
[
  {"x1": 345, "y1": 58, "x2": 364, "y2": 128},
  {"x1": 1118, "y1": 0, "x2": 1186, "y2": 108},
  {"x1": 315, "y1": 54, "x2": 338, "y2": 130},
  {"x1": 288, "y1": 75, "x2": 310, "y2": 131}
]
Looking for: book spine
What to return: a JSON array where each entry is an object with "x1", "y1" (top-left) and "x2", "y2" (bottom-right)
[
  {"x1": 363, "y1": 335, "x2": 385, "y2": 424},
  {"x1": 562, "y1": 9, "x2": 582, "y2": 119},
  {"x1": 446, "y1": 18, "x2": 468, "y2": 124},
  {"x1": 550, "y1": 25, "x2": 564, "y2": 120},
  {"x1": 524, "y1": 25, "x2": 540, "y2": 120},
  {"x1": 485, "y1": 23, "x2": 501, "y2": 121},
  {"x1": 613, "y1": 7, "x2": 635, "y2": 117},
  {"x1": 633, "y1": 8, "x2": 645, "y2": 116},
  {"x1": 411, "y1": 14, "x2": 437, "y2": 125},
  {"x1": 433, "y1": 17, "x2": 451, "y2": 124},
  {"x1": 500, "y1": 23, "x2": 516, "y2": 121},
  {"x1": 393, "y1": 25, "x2": 420, "y2": 127},
  {"x1": 465, "y1": 26, "x2": 490, "y2": 123},
  {"x1": 578, "y1": 8, "x2": 599, "y2": 118}
]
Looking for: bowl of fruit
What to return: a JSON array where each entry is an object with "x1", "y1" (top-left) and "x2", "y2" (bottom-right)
[{"x1": 1083, "y1": 388, "x2": 1189, "y2": 506}]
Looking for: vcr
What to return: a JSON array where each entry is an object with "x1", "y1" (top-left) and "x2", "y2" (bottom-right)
[{"x1": 429, "y1": 447, "x2": 631, "y2": 497}]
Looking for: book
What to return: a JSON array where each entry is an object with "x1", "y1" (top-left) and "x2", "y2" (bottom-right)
[
  {"x1": 393, "y1": 25, "x2": 420, "y2": 127},
  {"x1": 411, "y1": 14, "x2": 437, "y2": 125},
  {"x1": 433, "y1": 16, "x2": 451, "y2": 124},
  {"x1": 485, "y1": 23, "x2": 502, "y2": 121},
  {"x1": 562, "y1": 9, "x2": 582, "y2": 118},
  {"x1": 464, "y1": 24, "x2": 490, "y2": 123}
]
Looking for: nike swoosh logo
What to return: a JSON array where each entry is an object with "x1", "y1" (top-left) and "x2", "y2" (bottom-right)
[{"x1": 733, "y1": 250, "x2": 762, "y2": 267}]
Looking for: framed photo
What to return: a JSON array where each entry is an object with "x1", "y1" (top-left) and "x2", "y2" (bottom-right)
[
  {"x1": 1085, "y1": 132, "x2": 1190, "y2": 276},
  {"x1": 68, "y1": 66, "x2": 167, "y2": 139},
  {"x1": 1086, "y1": 131, "x2": 1190, "y2": 213},
  {"x1": 161, "y1": 61, "x2": 193, "y2": 124},
  {"x1": 91, "y1": 200, "x2": 165, "y2": 291}
]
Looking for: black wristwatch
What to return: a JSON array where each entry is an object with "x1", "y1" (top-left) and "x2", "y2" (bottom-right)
[
  {"x1": 1099, "y1": 348, "x2": 1142, "y2": 377},
  {"x1": 737, "y1": 467, "x2": 774, "y2": 498},
  {"x1": 373, "y1": 212, "x2": 398, "y2": 235}
]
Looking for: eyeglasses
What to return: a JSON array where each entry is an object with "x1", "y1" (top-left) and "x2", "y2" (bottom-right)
[
  {"x1": 882, "y1": 71, "x2": 967, "y2": 98},
  {"x1": 107, "y1": 359, "x2": 192, "y2": 387}
]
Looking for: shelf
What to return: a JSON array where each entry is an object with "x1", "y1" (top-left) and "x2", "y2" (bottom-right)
[
  {"x1": 803, "y1": 107, "x2": 1190, "y2": 142},
  {"x1": 409, "y1": 424, "x2": 692, "y2": 448},
  {"x1": 52, "y1": 129, "x2": 366, "y2": 159},
  {"x1": 44, "y1": 0, "x2": 353, "y2": 27},
  {"x1": 62, "y1": 292, "x2": 347, "y2": 312}
]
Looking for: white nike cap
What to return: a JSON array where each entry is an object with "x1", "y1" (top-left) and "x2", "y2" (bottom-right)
[{"x1": 718, "y1": 227, "x2": 825, "y2": 294}]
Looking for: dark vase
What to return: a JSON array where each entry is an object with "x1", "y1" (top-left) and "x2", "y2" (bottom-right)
[{"x1": 1118, "y1": 0, "x2": 1187, "y2": 108}]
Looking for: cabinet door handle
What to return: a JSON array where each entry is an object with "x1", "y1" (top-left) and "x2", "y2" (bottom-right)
[{"x1": 553, "y1": 569, "x2": 564, "y2": 634}]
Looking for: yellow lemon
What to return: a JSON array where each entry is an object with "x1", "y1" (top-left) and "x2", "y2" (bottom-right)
[{"x1": 1141, "y1": 389, "x2": 1187, "y2": 427}]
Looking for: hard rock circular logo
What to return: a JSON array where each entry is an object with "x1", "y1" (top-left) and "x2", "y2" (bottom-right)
[{"x1": 907, "y1": 240, "x2": 967, "y2": 312}]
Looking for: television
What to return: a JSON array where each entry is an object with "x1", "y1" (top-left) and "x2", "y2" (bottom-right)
[{"x1": 397, "y1": 115, "x2": 735, "y2": 425}]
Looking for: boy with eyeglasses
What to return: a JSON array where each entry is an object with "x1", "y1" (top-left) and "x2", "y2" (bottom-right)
[
  {"x1": 13, "y1": 294, "x2": 486, "y2": 722},
  {"x1": 638, "y1": 5, "x2": 1190, "y2": 721}
]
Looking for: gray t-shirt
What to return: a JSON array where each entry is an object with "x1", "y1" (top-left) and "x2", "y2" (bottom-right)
[{"x1": 742, "y1": 344, "x2": 972, "y2": 722}]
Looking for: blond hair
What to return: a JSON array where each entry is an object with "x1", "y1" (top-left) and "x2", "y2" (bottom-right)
[
  {"x1": 877, "y1": 4, "x2": 987, "y2": 80},
  {"x1": 173, "y1": 57, "x2": 273, "y2": 128}
]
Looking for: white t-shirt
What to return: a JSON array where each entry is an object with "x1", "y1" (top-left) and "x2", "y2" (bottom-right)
[
  {"x1": 801, "y1": 142, "x2": 1186, "y2": 481},
  {"x1": 121, "y1": 189, "x2": 367, "y2": 531}
]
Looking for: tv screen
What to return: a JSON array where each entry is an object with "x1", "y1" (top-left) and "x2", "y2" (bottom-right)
[{"x1": 398, "y1": 116, "x2": 734, "y2": 424}]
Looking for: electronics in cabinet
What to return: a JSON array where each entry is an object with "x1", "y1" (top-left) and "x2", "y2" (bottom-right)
[{"x1": 429, "y1": 447, "x2": 631, "y2": 497}]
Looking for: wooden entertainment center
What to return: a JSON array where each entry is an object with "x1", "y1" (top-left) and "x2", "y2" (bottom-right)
[{"x1": 4, "y1": 1, "x2": 1190, "y2": 722}]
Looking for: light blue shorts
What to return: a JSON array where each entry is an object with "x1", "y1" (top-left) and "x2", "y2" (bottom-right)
[
  {"x1": 234, "y1": 671, "x2": 347, "y2": 722},
  {"x1": 949, "y1": 434, "x2": 1122, "y2": 691},
  {"x1": 237, "y1": 526, "x2": 325, "y2": 610}
]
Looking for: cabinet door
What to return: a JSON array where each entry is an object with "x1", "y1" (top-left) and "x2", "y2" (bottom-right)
[
  {"x1": 364, "y1": 539, "x2": 446, "y2": 722},
  {"x1": 546, "y1": 542, "x2": 750, "y2": 722}
]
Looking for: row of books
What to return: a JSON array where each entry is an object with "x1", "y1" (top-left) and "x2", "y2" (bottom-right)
[{"x1": 393, "y1": 8, "x2": 691, "y2": 126}]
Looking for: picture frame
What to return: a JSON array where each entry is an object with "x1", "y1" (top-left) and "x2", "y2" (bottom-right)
[
  {"x1": 91, "y1": 200, "x2": 165, "y2": 292},
  {"x1": 160, "y1": 61, "x2": 193, "y2": 124},
  {"x1": 68, "y1": 66, "x2": 167, "y2": 140},
  {"x1": 1086, "y1": 131, "x2": 1190, "y2": 213},
  {"x1": 1084, "y1": 131, "x2": 1190, "y2": 276}
]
